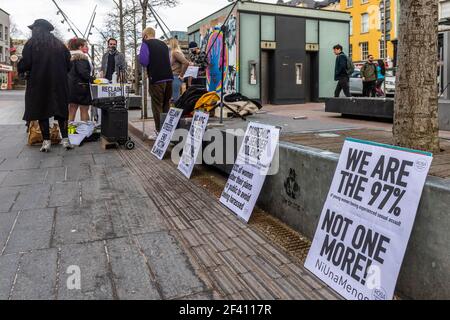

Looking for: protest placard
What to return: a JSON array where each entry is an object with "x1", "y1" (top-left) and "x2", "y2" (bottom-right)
[
  {"x1": 305, "y1": 138, "x2": 433, "y2": 300},
  {"x1": 220, "y1": 123, "x2": 280, "y2": 223},
  {"x1": 178, "y1": 111, "x2": 209, "y2": 179},
  {"x1": 151, "y1": 108, "x2": 183, "y2": 160}
]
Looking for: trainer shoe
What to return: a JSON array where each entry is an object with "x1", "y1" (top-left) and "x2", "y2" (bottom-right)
[{"x1": 40, "y1": 140, "x2": 51, "y2": 153}]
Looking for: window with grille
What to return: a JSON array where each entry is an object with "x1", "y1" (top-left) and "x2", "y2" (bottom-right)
[{"x1": 360, "y1": 42, "x2": 369, "y2": 60}]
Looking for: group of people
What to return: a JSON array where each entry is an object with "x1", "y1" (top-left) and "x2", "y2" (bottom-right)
[
  {"x1": 333, "y1": 44, "x2": 387, "y2": 98},
  {"x1": 17, "y1": 17, "x2": 210, "y2": 151},
  {"x1": 17, "y1": 19, "x2": 129, "y2": 153},
  {"x1": 138, "y1": 27, "x2": 208, "y2": 138}
]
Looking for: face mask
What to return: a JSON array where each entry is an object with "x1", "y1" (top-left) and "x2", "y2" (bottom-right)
[{"x1": 82, "y1": 47, "x2": 89, "y2": 54}]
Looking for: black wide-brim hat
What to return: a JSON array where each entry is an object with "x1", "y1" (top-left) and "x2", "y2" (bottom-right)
[{"x1": 28, "y1": 19, "x2": 55, "y2": 32}]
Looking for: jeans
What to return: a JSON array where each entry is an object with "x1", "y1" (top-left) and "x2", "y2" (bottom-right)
[
  {"x1": 335, "y1": 77, "x2": 351, "y2": 97},
  {"x1": 172, "y1": 76, "x2": 183, "y2": 102}
]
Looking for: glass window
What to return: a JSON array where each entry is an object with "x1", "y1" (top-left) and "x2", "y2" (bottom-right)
[
  {"x1": 347, "y1": 0, "x2": 353, "y2": 7},
  {"x1": 360, "y1": 42, "x2": 369, "y2": 60},
  {"x1": 349, "y1": 44, "x2": 353, "y2": 60},
  {"x1": 0, "y1": 24, "x2": 3, "y2": 40},
  {"x1": 350, "y1": 17, "x2": 353, "y2": 36},
  {"x1": 261, "y1": 16, "x2": 275, "y2": 41},
  {"x1": 5, "y1": 27, "x2": 8, "y2": 41},
  {"x1": 361, "y1": 13, "x2": 369, "y2": 33},
  {"x1": 379, "y1": 40, "x2": 386, "y2": 59}
]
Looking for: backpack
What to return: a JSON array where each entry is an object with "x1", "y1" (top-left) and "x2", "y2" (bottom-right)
[
  {"x1": 194, "y1": 92, "x2": 220, "y2": 112},
  {"x1": 175, "y1": 86, "x2": 208, "y2": 115},
  {"x1": 346, "y1": 55, "x2": 355, "y2": 76}
]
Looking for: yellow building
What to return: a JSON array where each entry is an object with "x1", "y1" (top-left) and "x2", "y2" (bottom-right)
[{"x1": 337, "y1": 0, "x2": 398, "y2": 65}]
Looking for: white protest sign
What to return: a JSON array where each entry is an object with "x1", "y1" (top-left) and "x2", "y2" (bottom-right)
[
  {"x1": 184, "y1": 66, "x2": 200, "y2": 79},
  {"x1": 151, "y1": 107, "x2": 183, "y2": 160},
  {"x1": 91, "y1": 84, "x2": 131, "y2": 98},
  {"x1": 305, "y1": 138, "x2": 433, "y2": 300},
  {"x1": 178, "y1": 111, "x2": 209, "y2": 179},
  {"x1": 220, "y1": 123, "x2": 280, "y2": 223}
]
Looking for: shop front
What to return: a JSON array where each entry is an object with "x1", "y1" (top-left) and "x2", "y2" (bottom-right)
[{"x1": 0, "y1": 63, "x2": 13, "y2": 90}]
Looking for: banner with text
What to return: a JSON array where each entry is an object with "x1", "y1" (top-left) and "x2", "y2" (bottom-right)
[
  {"x1": 178, "y1": 111, "x2": 209, "y2": 179},
  {"x1": 220, "y1": 123, "x2": 280, "y2": 223},
  {"x1": 152, "y1": 108, "x2": 183, "y2": 160},
  {"x1": 305, "y1": 138, "x2": 433, "y2": 300}
]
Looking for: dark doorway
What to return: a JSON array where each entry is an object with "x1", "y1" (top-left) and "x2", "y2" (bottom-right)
[
  {"x1": 305, "y1": 51, "x2": 319, "y2": 102},
  {"x1": 261, "y1": 50, "x2": 274, "y2": 105}
]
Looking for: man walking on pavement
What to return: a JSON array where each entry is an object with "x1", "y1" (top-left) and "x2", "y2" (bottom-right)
[
  {"x1": 101, "y1": 38, "x2": 127, "y2": 82},
  {"x1": 139, "y1": 27, "x2": 174, "y2": 139},
  {"x1": 361, "y1": 54, "x2": 377, "y2": 97},
  {"x1": 333, "y1": 44, "x2": 351, "y2": 98}
]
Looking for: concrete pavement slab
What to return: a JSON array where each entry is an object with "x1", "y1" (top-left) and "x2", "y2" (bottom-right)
[
  {"x1": 0, "y1": 254, "x2": 20, "y2": 300},
  {"x1": 11, "y1": 184, "x2": 51, "y2": 211},
  {"x1": 58, "y1": 241, "x2": 114, "y2": 300},
  {"x1": 3, "y1": 208, "x2": 54, "y2": 254},
  {"x1": 10, "y1": 248, "x2": 58, "y2": 300},
  {"x1": 106, "y1": 237, "x2": 161, "y2": 300},
  {"x1": 0, "y1": 186, "x2": 19, "y2": 213},
  {"x1": 1, "y1": 168, "x2": 47, "y2": 187}
]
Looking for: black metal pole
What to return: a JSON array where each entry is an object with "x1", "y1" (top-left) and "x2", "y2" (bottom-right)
[{"x1": 205, "y1": 0, "x2": 240, "y2": 58}]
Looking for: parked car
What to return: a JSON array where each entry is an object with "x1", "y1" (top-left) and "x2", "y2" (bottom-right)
[{"x1": 347, "y1": 68, "x2": 396, "y2": 97}]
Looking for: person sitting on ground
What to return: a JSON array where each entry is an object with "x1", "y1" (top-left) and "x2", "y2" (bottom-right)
[
  {"x1": 18, "y1": 19, "x2": 73, "y2": 152},
  {"x1": 68, "y1": 38, "x2": 94, "y2": 122}
]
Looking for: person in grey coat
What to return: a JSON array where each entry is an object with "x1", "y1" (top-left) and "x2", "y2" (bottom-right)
[{"x1": 100, "y1": 38, "x2": 126, "y2": 82}]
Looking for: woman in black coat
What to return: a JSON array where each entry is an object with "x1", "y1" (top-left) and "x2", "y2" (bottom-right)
[
  {"x1": 67, "y1": 38, "x2": 93, "y2": 122},
  {"x1": 18, "y1": 19, "x2": 73, "y2": 152}
]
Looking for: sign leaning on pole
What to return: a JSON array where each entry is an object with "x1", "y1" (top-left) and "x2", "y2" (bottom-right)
[
  {"x1": 178, "y1": 111, "x2": 210, "y2": 179},
  {"x1": 220, "y1": 122, "x2": 280, "y2": 223},
  {"x1": 151, "y1": 107, "x2": 183, "y2": 160},
  {"x1": 305, "y1": 138, "x2": 433, "y2": 300}
]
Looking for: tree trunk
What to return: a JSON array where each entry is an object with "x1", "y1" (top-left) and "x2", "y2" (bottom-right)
[
  {"x1": 393, "y1": 0, "x2": 440, "y2": 153},
  {"x1": 119, "y1": 0, "x2": 126, "y2": 61}
]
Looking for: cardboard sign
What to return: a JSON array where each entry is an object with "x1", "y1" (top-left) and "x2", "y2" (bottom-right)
[
  {"x1": 220, "y1": 122, "x2": 280, "y2": 223},
  {"x1": 178, "y1": 111, "x2": 209, "y2": 179},
  {"x1": 151, "y1": 108, "x2": 183, "y2": 160},
  {"x1": 305, "y1": 138, "x2": 433, "y2": 300}
]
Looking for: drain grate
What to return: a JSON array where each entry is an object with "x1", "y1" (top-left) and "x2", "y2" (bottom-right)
[{"x1": 192, "y1": 171, "x2": 312, "y2": 264}]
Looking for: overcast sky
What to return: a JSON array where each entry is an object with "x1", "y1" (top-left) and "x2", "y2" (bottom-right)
[{"x1": 0, "y1": 0, "x2": 276, "y2": 42}]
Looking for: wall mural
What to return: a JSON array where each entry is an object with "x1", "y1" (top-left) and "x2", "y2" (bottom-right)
[{"x1": 200, "y1": 13, "x2": 239, "y2": 94}]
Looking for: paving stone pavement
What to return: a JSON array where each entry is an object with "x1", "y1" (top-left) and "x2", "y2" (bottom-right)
[{"x1": 0, "y1": 92, "x2": 339, "y2": 300}]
